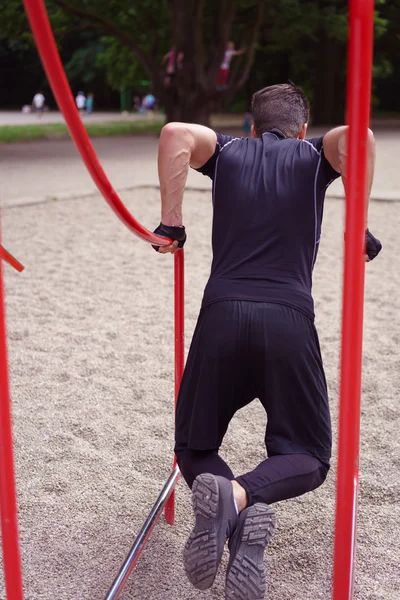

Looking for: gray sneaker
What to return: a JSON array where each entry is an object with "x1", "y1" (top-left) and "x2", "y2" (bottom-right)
[
  {"x1": 183, "y1": 473, "x2": 238, "y2": 590},
  {"x1": 226, "y1": 503, "x2": 276, "y2": 600}
]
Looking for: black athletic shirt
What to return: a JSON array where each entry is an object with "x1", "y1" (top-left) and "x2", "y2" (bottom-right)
[{"x1": 196, "y1": 129, "x2": 340, "y2": 320}]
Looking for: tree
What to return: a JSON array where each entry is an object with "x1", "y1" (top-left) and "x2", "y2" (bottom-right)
[
  {"x1": 0, "y1": 0, "x2": 266, "y2": 125},
  {"x1": 43, "y1": 0, "x2": 265, "y2": 125},
  {"x1": 0, "y1": 0, "x2": 397, "y2": 123},
  {"x1": 244, "y1": 0, "x2": 390, "y2": 125}
]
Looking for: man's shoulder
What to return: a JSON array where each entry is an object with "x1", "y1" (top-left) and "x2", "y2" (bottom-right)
[{"x1": 216, "y1": 133, "x2": 243, "y2": 150}]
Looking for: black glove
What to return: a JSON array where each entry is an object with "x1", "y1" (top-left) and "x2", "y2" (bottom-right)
[
  {"x1": 365, "y1": 228, "x2": 382, "y2": 261},
  {"x1": 152, "y1": 222, "x2": 187, "y2": 252}
]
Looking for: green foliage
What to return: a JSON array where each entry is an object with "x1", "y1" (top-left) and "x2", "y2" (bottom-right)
[
  {"x1": 1, "y1": 0, "x2": 400, "y2": 118},
  {"x1": 96, "y1": 38, "x2": 147, "y2": 91},
  {"x1": 65, "y1": 39, "x2": 105, "y2": 85}
]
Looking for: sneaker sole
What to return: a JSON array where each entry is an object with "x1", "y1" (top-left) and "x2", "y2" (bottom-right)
[
  {"x1": 226, "y1": 504, "x2": 276, "y2": 600},
  {"x1": 183, "y1": 473, "x2": 221, "y2": 590}
]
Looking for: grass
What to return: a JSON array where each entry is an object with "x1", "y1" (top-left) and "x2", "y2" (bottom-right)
[{"x1": 0, "y1": 119, "x2": 165, "y2": 144}]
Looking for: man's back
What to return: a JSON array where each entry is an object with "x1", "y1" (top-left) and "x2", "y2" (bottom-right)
[{"x1": 197, "y1": 130, "x2": 340, "y2": 319}]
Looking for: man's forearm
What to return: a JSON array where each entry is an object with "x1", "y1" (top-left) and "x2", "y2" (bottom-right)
[
  {"x1": 337, "y1": 128, "x2": 376, "y2": 224},
  {"x1": 158, "y1": 124, "x2": 194, "y2": 226}
]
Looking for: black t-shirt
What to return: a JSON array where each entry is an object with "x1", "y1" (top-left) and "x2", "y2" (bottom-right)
[{"x1": 196, "y1": 129, "x2": 340, "y2": 320}]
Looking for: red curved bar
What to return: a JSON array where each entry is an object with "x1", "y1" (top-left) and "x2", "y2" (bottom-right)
[
  {"x1": 333, "y1": 2, "x2": 374, "y2": 599},
  {"x1": 0, "y1": 246, "x2": 24, "y2": 273},
  {"x1": 22, "y1": 0, "x2": 169, "y2": 247},
  {"x1": 0, "y1": 221, "x2": 24, "y2": 600},
  {"x1": 20, "y1": 2, "x2": 185, "y2": 597}
]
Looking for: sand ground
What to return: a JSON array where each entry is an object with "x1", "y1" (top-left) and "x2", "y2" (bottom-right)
[{"x1": 0, "y1": 132, "x2": 399, "y2": 600}]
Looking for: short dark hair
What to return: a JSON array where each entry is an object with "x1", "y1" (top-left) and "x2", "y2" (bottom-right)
[{"x1": 251, "y1": 82, "x2": 310, "y2": 138}]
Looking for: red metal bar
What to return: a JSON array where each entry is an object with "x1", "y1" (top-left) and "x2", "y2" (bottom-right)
[
  {"x1": 0, "y1": 218, "x2": 24, "y2": 600},
  {"x1": 165, "y1": 251, "x2": 185, "y2": 525},
  {"x1": 333, "y1": 2, "x2": 374, "y2": 599},
  {"x1": 22, "y1": 0, "x2": 169, "y2": 248},
  {"x1": 0, "y1": 246, "x2": 24, "y2": 273}
]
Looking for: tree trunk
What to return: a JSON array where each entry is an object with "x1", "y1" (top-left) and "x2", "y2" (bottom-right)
[
  {"x1": 312, "y1": 29, "x2": 346, "y2": 126},
  {"x1": 155, "y1": 0, "x2": 265, "y2": 126},
  {"x1": 153, "y1": 72, "x2": 214, "y2": 125}
]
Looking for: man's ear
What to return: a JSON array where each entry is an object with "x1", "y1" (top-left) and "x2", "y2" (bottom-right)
[
  {"x1": 298, "y1": 123, "x2": 308, "y2": 140},
  {"x1": 251, "y1": 124, "x2": 257, "y2": 138}
]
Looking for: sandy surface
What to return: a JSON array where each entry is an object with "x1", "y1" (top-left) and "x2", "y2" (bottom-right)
[{"x1": 0, "y1": 135, "x2": 399, "y2": 600}]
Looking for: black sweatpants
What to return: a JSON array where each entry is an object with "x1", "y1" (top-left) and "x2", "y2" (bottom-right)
[{"x1": 175, "y1": 301, "x2": 331, "y2": 505}]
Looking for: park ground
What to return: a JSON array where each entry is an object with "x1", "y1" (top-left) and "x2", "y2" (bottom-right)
[{"x1": 0, "y1": 127, "x2": 399, "y2": 600}]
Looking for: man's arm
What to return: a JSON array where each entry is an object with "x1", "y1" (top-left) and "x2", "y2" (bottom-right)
[
  {"x1": 158, "y1": 122, "x2": 216, "y2": 224},
  {"x1": 161, "y1": 51, "x2": 171, "y2": 65},
  {"x1": 323, "y1": 125, "x2": 376, "y2": 224},
  {"x1": 323, "y1": 125, "x2": 381, "y2": 261},
  {"x1": 155, "y1": 122, "x2": 217, "y2": 253}
]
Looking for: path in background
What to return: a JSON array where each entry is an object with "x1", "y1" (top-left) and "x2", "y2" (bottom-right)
[
  {"x1": 0, "y1": 111, "x2": 163, "y2": 126},
  {"x1": 1, "y1": 127, "x2": 400, "y2": 207},
  {"x1": 0, "y1": 111, "x2": 242, "y2": 127}
]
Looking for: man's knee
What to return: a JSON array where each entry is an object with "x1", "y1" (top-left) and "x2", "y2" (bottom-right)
[
  {"x1": 175, "y1": 444, "x2": 201, "y2": 485},
  {"x1": 312, "y1": 459, "x2": 330, "y2": 491},
  {"x1": 175, "y1": 445, "x2": 221, "y2": 489}
]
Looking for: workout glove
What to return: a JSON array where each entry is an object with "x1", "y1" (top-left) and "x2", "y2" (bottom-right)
[
  {"x1": 152, "y1": 222, "x2": 187, "y2": 252},
  {"x1": 366, "y1": 228, "x2": 382, "y2": 261}
]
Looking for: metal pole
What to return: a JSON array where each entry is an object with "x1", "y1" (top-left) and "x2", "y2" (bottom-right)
[
  {"x1": 333, "y1": 1, "x2": 374, "y2": 599},
  {"x1": 165, "y1": 250, "x2": 185, "y2": 526},
  {"x1": 104, "y1": 466, "x2": 180, "y2": 600},
  {"x1": 104, "y1": 250, "x2": 184, "y2": 596},
  {"x1": 0, "y1": 218, "x2": 24, "y2": 599}
]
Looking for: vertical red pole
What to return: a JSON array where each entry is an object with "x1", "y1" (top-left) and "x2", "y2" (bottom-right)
[
  {"x1": 165, "y1": 251, "x2": 184, "y2": 525},
  {"x1": 0, "y1": 218, "x2": 24, "y2": 599},
  {"x1": 333, "y1": 2, "x2": 374, "y2": 599}
]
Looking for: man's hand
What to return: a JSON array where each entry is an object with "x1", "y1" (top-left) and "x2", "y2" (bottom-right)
[
  {"x1": 152, "y1": 222, "x2": 187, "y2": 254},
  {"x1": 365, "y1": 229, "x2": 382, "y2": 262}
]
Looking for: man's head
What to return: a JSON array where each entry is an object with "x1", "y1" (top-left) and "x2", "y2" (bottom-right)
[{"x1": 251, "y1": 83, "x2": 310, "y2": 139}]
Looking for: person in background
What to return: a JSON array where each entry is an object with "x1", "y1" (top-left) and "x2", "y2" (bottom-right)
[
  {"x1": 133, "y1": 96, "x2": 141, "y2": 112},
  {"x1": 85, "y1": 93, "x2": 94, "y2": 115},
  {"x1": 217, "y1": 42, "x2": 246, "y2": 89},
  {"x1": 75, "y1": 91, "x2": 86, "y2": 113},
  {"x1": 162, "y1": 47, "x2": 184, "y2": 87},
  {"x1": 243, "y1": 111, "x2": 252, "y2": 136},
  {"x1": 32, "y1": 90, "x2": 45, "y2": 117},
  {"x1": 142, "y1": 93, "x2": 156, "y2": 114}
]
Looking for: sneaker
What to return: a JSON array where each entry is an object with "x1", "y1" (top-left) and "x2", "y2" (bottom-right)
[
  {"x1": 226, "y1": 503, "x2": 276, "y2": 600},
  {"x1": 183, "y1": 473, "x2": 238, "y2": 590}
]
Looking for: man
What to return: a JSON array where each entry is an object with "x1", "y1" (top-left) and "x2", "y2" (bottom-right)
[{"x1": 153, "y1": 83, "x2": 382, "y2": 600}]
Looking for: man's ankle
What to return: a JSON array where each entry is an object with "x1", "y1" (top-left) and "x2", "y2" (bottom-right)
[{"x1": 231, "y1": 480, "x2": 248, "y2": 513}]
